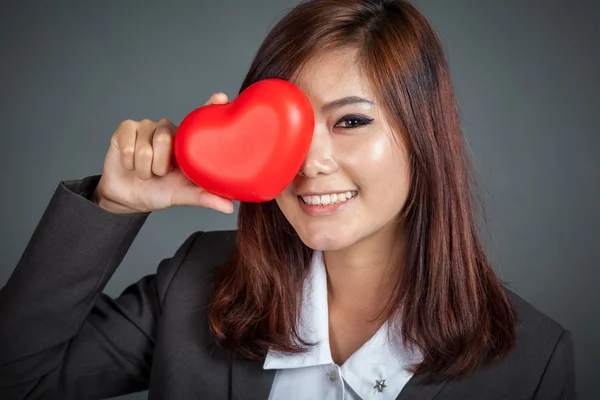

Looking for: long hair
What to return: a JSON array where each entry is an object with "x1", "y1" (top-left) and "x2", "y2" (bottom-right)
[{"x1": 208, "y1": 0, "x2": 516, "y2": 382}]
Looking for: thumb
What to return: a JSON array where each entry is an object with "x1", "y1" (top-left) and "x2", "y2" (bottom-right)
[{"x1": 171, "y1": 186, "x2": 234, "y2": 213}]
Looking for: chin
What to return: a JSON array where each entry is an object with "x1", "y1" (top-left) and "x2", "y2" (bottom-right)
[
  {"x1": 295, "y1": 226, "x2": 357, "y2": 251},
  {"x1": 276, "y1": 194, "x2": 363, "y2": 251}
]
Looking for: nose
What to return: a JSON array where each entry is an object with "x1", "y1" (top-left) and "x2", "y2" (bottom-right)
[{"x1": 298, "y1": 128, "x2": 338, "y2": 178}]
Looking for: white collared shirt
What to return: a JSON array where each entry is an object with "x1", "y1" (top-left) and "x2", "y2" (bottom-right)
[{"x1": 263, "y1": 251, "x2": 420, "y2": 400}]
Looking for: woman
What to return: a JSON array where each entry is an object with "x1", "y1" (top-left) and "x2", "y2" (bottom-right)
[{"x1": 0, "y1": 0, "x2": 575, "y2": 399}]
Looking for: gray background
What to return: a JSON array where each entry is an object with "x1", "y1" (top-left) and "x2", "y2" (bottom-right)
[{"x1": 1, "y1": 0, "x2": 598, "y2": 399}]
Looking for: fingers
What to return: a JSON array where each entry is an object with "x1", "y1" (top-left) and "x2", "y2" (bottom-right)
[
  {"x1": 172, "y1": 186, "x2": 234, "y2": 214},
  {"x1": 204, "y1": 92, "x2": 229, "y2": 106},
  {"x1": 112, "y1": 91, "x2": 228, "y2": 180},
  {"x1": 113, "y1": 119, "x2": 137, "y2": 171},
  {"x1": 198, "y1": 192, "x2": 235, "y2": 214},
  {"x1": 134, "y1": 119, "x2": 156, "y2": 180},
  {"x1": 152, "y1": 118, "x2": 177, "y2": 176}
]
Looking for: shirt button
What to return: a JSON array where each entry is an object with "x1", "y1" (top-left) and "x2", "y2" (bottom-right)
[{"x1": 328, "y1": 369, "x2": 339, "y2": 382}]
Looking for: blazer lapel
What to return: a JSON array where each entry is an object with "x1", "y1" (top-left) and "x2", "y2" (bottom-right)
[
  {"x1": 395, "y1": 371, "x2": 448, "y2": 400},
  {"x1": 231, "y1": 355, "x2": 276, "y2": 400}
]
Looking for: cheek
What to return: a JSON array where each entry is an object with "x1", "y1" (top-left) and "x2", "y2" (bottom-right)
[
  {"x1": 275, "y1": 188, "x2": 300, "y2": 226},
  {"x1": 343, "y1": 136, "x2": 411, "y2": 234},
  {"x1": 343, "y1": 133, "x2": 409, "y2": 197}
]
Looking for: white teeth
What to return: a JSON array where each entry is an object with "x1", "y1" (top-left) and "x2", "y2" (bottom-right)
[{"x1": 301, "y1": 191, "x2": 357, "y2": 205}]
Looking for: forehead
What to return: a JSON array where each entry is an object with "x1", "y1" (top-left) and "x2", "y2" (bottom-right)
[{"x1": 291, "y1": 49, "x2": 375, "y2": 108}]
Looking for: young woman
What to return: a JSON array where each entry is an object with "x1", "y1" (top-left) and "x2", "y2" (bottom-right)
[{"x1": 0, "y1": 0, "x2": 575, "y2": 399}]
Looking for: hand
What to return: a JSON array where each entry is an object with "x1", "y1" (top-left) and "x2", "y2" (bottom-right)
[{"x1": 91, "y1": 93, "x2": 234, "y2": 214}]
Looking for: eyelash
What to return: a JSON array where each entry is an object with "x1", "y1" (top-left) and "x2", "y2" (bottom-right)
[{"x1": 334, "y1": 115, "x2": 374, "y2": 129}]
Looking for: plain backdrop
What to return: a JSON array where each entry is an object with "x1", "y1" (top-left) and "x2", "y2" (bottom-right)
[{"x1": 1, "y1": 1, "x2": 598, "y2": 399}]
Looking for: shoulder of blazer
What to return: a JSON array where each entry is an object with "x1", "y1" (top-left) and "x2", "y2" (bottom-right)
[
  {"x1": 154, "y1": 229, "x2": 238, "y2": 305},
  {"x1": 436, "y1": 286, "x2": 571, "y2": 396},
  {"x1": 504, "y1": 286, "x2": 566, "y2": 346},
  {"x1": 186, "y1": 229, "x2": 238, "y2": 268},
  {"x1": 505, "y1": 287, "x2": 569, "y2": 368}
]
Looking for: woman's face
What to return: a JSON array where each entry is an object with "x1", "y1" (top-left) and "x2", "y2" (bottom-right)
[{"x1": 275, "y1": 49, "x2": 411, "y2": 251}]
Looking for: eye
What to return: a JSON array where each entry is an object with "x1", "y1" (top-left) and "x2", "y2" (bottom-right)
[{"x1": 334, "y1": 114, "x2": 374, "y2": 129}]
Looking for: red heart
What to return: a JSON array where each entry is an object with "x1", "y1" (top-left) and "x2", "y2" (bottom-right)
[{"x1": 173, "y1": 78, "x2": 314, "y2": 202}]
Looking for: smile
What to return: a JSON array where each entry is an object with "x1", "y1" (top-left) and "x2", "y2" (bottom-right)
[
  {"x1": 299, "y1": 191, "x2": 358, "y2": 205},
  {"x1": 296, "y1": 191, "x2": 358, "y2": 217}
]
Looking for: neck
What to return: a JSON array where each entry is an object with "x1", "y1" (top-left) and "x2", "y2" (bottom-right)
[{"x1": 323, "y1": 223, "x2": 405, "y2": 323}]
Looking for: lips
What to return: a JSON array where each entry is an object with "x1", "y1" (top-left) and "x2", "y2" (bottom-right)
[
  {"x1": 296, "y1": 192, "x2": 357, "y2": 216},
  {"x1": 298, "y1": 190, "x2": 358, "y2": 205}
]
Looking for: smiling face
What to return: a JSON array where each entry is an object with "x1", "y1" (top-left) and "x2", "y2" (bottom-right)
[{"x1": 275, "y1": 49, "x2": 412, "y2": 251}]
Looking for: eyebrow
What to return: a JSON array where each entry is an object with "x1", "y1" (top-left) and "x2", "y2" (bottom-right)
[{"x1": 321, "y1": 96, "x2": 374, "y2": 112}]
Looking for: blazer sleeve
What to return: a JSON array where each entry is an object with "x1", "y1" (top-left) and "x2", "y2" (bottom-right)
[
  {"x1": 532, "y1": 330, "x2": 577, "y2": 400},
  {"x1": 0, "y1": 175, "x2": 203, "y2": 400}
]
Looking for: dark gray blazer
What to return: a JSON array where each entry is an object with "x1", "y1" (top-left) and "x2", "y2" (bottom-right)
[{"x1": 0, "y1": 175, "x2": 576, "y2": 400}]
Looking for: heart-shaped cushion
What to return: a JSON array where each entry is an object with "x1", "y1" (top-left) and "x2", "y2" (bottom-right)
[{"x1": 174, "y1": 78, "x2": 315, "y2": 202}]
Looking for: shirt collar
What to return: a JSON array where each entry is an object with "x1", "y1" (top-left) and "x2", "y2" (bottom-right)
[
  {"x1": 263, "y1": 250, "x2": 332, "y2": 369},
  {"x1": 263, "y1": 250, "x2": 420, "y2": 372}
]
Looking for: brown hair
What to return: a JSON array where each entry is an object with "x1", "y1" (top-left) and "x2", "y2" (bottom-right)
[{"x1": 208, "y1": 0, "x2": 516, "y2": 382}]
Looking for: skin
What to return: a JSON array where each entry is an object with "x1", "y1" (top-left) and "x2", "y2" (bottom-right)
[{"x1": 274, "y1": 49, "x2": 412, "y2": 365}]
